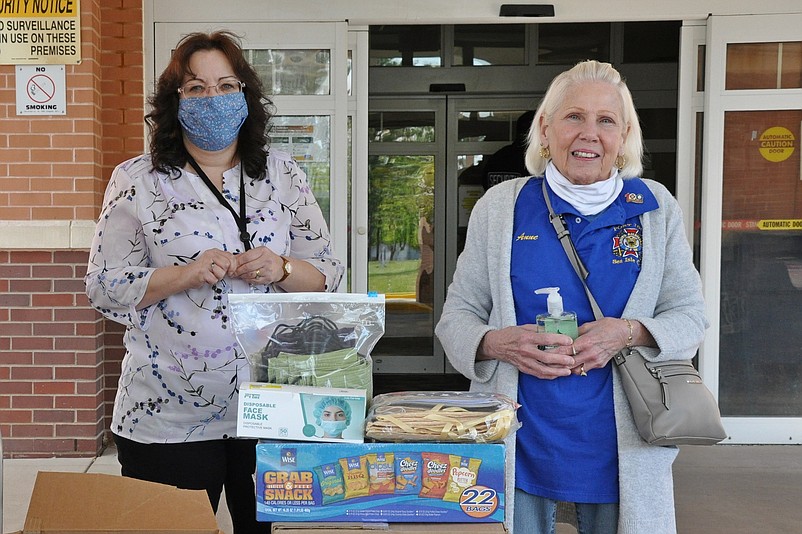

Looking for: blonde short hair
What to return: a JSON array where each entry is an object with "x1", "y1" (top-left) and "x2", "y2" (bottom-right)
[{"x1": 524, "y1": 60, "x2": 644, "y2": 178}]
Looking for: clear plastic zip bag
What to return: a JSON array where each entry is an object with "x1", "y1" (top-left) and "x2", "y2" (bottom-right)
[
  {"x1": 228, "y1": 293, "x2": 385, "y2": 397},
  {"x1": 365, "y1": 391, "x2": 520, "y2": 443}
]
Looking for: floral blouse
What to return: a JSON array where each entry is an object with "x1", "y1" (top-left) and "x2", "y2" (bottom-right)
[{"x1": 85, "y1": 150, "x2": 343, "y2": 443}]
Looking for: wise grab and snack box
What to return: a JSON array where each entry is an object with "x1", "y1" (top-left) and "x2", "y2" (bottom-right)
[{"x1": 255, "y1": 442, "x2": 505, "y2": 523}]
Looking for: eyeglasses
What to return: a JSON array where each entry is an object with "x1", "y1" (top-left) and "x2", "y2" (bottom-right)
[{"x1": 177, "y1": 77, "x2": 245, "y2": 99}]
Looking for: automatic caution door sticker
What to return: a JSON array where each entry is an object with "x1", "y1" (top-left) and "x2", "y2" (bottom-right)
[{"x1": 758, "y1": 126, "x2": 795, "y2": 163}]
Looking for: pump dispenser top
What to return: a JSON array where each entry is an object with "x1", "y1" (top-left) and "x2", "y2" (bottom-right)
[{"x1": 535, "y1": 287, "x2": 564, "y2": 317}]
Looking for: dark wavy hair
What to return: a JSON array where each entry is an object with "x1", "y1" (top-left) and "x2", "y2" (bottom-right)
[{"x1": 146, "y1": 30, "x2": 272, "y2": 179}]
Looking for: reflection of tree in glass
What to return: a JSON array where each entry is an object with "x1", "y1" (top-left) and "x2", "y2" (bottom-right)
[
  {"x1": 300, "y1": 161, "x2": 330, "y2": 223},
  {"x1": 368, "y1": 155, "x2": 434, "y2": 262},
  {"x1": 371, "y1": 122, "x2": 435, "y2": 143},
  {"x1": 246, "y1": 49, "x2": 330, "y2": 96}
]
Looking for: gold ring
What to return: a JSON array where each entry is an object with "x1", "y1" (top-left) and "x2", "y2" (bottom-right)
[
  {"x1": 571, "y1": 345, "x2": 577, "y2": 356},
  {"x1": 254, "y1": 269, "x2": 261, "y2": 279},
  {"x1": 210, "y1": 261, "x2": 216, "y2": 271},
  {"x1": 580, "y1": 364, "x2": 587, "y2": 377}
]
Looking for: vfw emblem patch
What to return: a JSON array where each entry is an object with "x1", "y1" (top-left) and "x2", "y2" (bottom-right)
[{"x1": 612, "y1": 226, "x2": 642, "y2": 263}]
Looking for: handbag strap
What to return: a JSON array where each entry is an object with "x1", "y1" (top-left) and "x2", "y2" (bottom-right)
[
  {"x1": 542, "y1": 180, "x2": 603, "y2": 320},
  {"x1": 541, "y1": 180, "x2": 629, "y2": 366}
]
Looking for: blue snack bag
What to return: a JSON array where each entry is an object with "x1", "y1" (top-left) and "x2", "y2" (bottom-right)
[{"x1": 394, "y1": 451, "x2": 422, "y2": 495}]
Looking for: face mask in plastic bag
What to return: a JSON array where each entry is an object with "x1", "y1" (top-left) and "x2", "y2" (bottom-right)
[{"x1": 228, "y1": 292, "x2": 385, "y2": 398}]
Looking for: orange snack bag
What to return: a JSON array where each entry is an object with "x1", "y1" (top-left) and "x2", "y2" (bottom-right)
[{"x1": 418, "y1": 451, "x2": 450, "y2": 499}]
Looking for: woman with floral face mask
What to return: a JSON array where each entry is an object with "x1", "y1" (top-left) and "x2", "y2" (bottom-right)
[{"x1": 85, "y1": 31, "x2": 343, "y2": 534}]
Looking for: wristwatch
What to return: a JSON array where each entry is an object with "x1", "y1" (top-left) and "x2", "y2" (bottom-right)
[{"x1": 278, "y1": 256, "x2": 292, "y2": 282}]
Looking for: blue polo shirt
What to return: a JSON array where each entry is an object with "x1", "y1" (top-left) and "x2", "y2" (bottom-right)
[{"x1": 511, "y1": 176, "x2": 658, "y2": 503}]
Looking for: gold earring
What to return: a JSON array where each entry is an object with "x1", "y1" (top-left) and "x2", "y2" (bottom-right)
[
  {"x1": 615, "y1": 155, "x2": 626, "y2": 169},
  {"x1": 539, "y1": 146, "x2": 551, "y2": 159}
]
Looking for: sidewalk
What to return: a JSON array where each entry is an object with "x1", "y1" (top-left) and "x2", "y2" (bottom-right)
[
  {"x1": 673, "y1": 444, "x2": 802, "y2": 533},
  {"x1": 2, "y1": 444, "x2": 801, "y2": 533},
  {"x1": 0, "y1": 444, "x2": 235, "y2": 533}
]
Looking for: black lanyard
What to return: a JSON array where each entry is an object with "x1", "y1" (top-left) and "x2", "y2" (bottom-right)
[{"x1": 185, "y1": 153, "x2": 252, "y2": 251}]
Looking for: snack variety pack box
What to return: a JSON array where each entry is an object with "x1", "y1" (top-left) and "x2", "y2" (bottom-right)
[{"x1": 255, "y1": 442, "x2": 505, "y2": 523}]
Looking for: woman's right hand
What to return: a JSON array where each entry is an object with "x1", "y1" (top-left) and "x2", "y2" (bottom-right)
[
  {"x1": 136, "y1": 248, "x2": 238, "y2": 309},
  {"x1": 478, "y1": 325, "x2": 576, "y2": 379},
  {"x1": 187, "y1": 249, "x2": 238, "y2": 289}
]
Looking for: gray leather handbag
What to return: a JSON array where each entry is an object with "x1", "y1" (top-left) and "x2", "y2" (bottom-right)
[{"x1": 612, "y1": 348, "x2": 727, "y2": 446}]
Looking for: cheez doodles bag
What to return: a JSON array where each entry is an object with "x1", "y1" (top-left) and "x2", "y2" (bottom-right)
[
  {"x1": 419, "y1": 451, "x2": 450, "y2": 499},
  {"x1": 395, "y1": 451, "x2": 422, "y2": 494},
  {"x1": 339, "y1": 455, "x2": 370, "y2": 499}
]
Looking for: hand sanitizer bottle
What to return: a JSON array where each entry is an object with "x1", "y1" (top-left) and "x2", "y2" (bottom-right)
[{"x1": 535, "y1": 287, "x2": 578, "y2": 341}]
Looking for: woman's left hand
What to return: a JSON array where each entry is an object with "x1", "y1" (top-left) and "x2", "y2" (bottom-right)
[
  {"x1": 570, "y1": 317, "x2": 635, "y2": 376},
  {"x1": 232, "y1": 246, "x2": 285, "y2": 284}
]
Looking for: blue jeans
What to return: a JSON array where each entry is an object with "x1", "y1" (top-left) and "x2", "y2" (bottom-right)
[{"x1": 514, "y1": 489, "x2": 619, "y2": 534}]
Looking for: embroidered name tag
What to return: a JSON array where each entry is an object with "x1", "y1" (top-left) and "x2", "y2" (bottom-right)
[{"x1": 516, "y1": 232, "x2": 539, "y2": 241}]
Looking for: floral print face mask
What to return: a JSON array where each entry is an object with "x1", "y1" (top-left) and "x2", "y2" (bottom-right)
[{"x1": 178, "y1": 92, "x2": 249, "y2": 151}]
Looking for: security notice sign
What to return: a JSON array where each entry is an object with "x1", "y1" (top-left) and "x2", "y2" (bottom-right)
[
  {"x1": 0, "y1": 0, "x2": 81, "y2": 65},
  {"x1": 16, "y1": 64, "x2": 66, "y2": 114}
]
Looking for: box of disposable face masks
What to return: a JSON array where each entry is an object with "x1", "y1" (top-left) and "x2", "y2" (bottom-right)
[
  {"x1": 236, "y1": 382, "x2": 367, "y2": 443},
  {"x1": 255, "y1": 442, "x2": 506, "y2": 523}
]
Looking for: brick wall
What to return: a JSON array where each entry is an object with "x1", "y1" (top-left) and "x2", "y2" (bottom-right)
[
  {"x1": 1, "y1": 250, "x2": 102, "y2": 456},
  {"x1": 0, "y1": 1, "x2": 143, "y2": 458}
]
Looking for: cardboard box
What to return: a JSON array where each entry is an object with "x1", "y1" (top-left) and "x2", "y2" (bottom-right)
[
  {"x1": 256, "y1": 442, "x2": 505, "y2": 524},
  {"x1": 238, "y1": 382, "x2": 367, "y2": 443},
  {"x1": 272, "y1": 522, "x2": 508, "y2": 533},
  {"x1": 13, "y1": 471, "x2": 223, "y2": 534}
]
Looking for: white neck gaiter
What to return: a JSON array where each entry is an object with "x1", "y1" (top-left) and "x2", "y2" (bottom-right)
[{"x1": 545, "y1": 161, "x2": 623, "y2": 216}]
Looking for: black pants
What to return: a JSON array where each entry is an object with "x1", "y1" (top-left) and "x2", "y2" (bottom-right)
[{"x1": 114, "y1": 434, "x2": 267, "y2": 534}]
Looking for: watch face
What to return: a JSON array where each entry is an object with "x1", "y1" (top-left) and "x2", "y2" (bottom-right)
[{"x1": 278, "y1": 256, "x2": 292, "y2": 282}]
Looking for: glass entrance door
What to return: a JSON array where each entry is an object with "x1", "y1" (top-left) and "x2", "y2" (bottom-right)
[
  {"x1": 368, "y1": 96, "x2": 538, "y2": 374},
  {"x1": 701, "y1": 14, "x2": 802, "y2": 443},
  {"x1": 367, "y1": 97, "x2": 445, "y2": 373}
]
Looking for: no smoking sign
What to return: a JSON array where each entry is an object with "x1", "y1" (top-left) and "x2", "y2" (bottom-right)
[{"x1": 16, "y1": 65, "x2": 66, "y2": 115}]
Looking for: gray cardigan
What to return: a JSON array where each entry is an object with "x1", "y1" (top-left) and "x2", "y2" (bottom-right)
[{"x1": 435, "y1": 177, "x2": 707, "y2": 533}]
